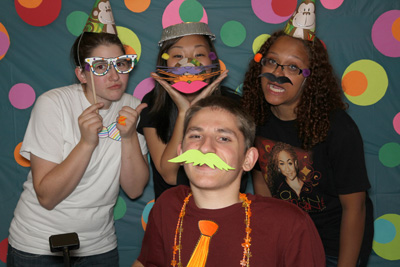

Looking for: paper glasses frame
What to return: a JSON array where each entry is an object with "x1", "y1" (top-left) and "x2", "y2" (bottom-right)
[{"x1": 84, "y1": 54, "x2": 138, "y2": 76}]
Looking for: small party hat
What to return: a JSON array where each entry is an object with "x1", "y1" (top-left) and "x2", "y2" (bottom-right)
[
  {"x1": 83, "y1": 0, "x2": 117, "y2": 34},
  {"x1": 283, "y1": 0, "x2": 316, "y2": 41}
]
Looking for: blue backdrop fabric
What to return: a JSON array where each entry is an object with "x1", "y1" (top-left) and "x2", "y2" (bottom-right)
[{"x1": 1, "y1": 0, "x2": 400, "y2": 266}]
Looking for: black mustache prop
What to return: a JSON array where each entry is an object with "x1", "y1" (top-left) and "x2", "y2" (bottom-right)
[{"x1": 259, "y1": 72, "x2": 293, "y2": 85}]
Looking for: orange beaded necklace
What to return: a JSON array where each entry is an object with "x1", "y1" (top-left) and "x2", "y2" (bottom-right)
[{"x1": 171, "y1": 192, "x2": 252, "y2": 267}]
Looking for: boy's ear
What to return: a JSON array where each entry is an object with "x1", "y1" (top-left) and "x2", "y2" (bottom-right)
[
  {"x1": 242, "y1": 147, "x2": 258, "y2": 172},
  {"x1": 177, "y1": 143, "x2": 183, "y2": 156},
  {"x1": 75, "y1": 67, "x2": 87, "y2": 84}
]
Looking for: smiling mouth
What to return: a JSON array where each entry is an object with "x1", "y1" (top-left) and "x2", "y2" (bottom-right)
[{"x1": 269, "y1": 83, "x2": 285, "y2": 93}]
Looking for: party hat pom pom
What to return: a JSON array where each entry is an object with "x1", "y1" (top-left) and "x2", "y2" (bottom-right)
[
  {"x1": 208, "y1": 52, "x2": 217, "y2": 61},
  {"x1": 162, "y1": 53, "x2": 170, "y2": 60},
  {"x1": 302, "y1": 69, "x2": 311, "y2": 77},
  {"x1": 254, "y1": 53, "x2": 262, "y2": 63}
]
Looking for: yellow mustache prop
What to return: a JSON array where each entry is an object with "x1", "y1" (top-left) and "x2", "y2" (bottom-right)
[{"x1": 168, "y1": 149, "x2": 235, "y2": 171}]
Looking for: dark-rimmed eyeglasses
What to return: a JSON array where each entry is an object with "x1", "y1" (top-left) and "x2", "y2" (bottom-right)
[{"x1": 260, "y1": 57, "x2": 310, "y2": 77}]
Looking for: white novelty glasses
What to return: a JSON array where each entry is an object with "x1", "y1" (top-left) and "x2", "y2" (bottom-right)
[{"x1": 84, "y1": 54, "x2": 137, "y2": 76}]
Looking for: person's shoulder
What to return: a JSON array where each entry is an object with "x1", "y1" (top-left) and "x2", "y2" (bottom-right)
[
  {"x1": 329, "y1": 108, "x2": 361, "y2": 134},
  {"x1": 140, "y1": 89, "x2": 155, "y2": 105},
  {"x1": 251, "y1": 194, "x2": 308, "y2": 218},
  {"x1": 37, "y1": 84, "x2": 81, "y2": 103},
  {"x1": 155, "y1": 185, "x2": 190, "y2": 206},
  {"x1": 120, "y1": 92, "x2": 141, "y2": 106}
]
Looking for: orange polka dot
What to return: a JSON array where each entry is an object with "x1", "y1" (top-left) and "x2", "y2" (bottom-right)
[
  {"x1": 124, "y1": 0, "x2": 151, "y2": 13},
  {"x1": 14, "y1": 142, "x2": 30, "y2": 167},
  {"x1": 18, "y1": 0, "x2": 42, "y2": 8},
  {"x1": 342, "y1": 70, "x2": 368, "y2": 96},
  {"x1": 124, "y1": 45, "x2": 137, "y2": 57},
  {"x1": 141, "y1": 199, "x2": 155, "y2": 231},
  {"x1": 392, "y1": 17, "x2": 400, "y2": 42},
  {"x1": 219, "y1": 59, "x2": 226, "y2": 71},
  {"x1": 141, "y1": 216, "x2": 147, "y2": 230}
]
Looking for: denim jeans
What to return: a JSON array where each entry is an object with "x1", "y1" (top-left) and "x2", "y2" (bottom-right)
[
  {"x1": 326, "y1": 255, "x2": 339, "y2": 267},
  {"x1": 7, "y1": 244, "x2": 119, "y2": 267}
]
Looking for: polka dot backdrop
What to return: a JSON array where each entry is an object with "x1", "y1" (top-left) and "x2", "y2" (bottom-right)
[{"x1": 0, "y1": 0, "x2": 399, "y2": 266}]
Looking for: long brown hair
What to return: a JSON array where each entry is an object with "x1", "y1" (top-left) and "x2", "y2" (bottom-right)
[{"x1": 241, "y1": 30, "x2": 347, "y2": 150}]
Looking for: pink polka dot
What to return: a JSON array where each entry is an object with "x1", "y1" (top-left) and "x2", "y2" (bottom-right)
[
  {"x1": 394, "y1": 113, "x2": 400, "y2": 135},
  {"x1": 9, "y1": 83, "x2": 36, "y2": 109},
  {"x1": 372, "y1": 10, "x2": 400, "y2": 57},
  {"x1": 0, "y1": 23, "x2": 10, "y2": 59},
  {"x1": 0, "y1": 32, "x2": 9, "y2": 57},
  {"x1": 133, "y1": 77, "x2": 155, "y2": 101},
  {"x1": 320, "y1": 0, "x2": 344, "y2": 10},
  {"x1": 162, "y1": 0, "x2": 208, "y2": 29},
  {"x1": 251, "y1": 0, "x2": 295, "y2": 24}
]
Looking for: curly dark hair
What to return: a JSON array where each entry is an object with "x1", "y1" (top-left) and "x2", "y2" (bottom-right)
[{"x1": 241, "y1": 30, "x2": 347, "y2": 150}]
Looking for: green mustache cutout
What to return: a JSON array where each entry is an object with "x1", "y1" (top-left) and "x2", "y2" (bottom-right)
[{"x1": 168, "y1": 149, "x2": 235, "y2": 171}]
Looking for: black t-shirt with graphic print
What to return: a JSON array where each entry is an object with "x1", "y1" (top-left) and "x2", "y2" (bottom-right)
[{"x1": 255, "y1": 109, "x2": 373, "y2": 263}]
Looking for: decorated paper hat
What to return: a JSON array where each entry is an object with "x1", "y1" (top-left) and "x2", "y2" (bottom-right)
[
  {"x1": 158, "y1": 22, "x2": 215, "y2": 46},
  {"x1": 283, "y1": 0, "x2": 316, "y2": 41},
  {"x1": 83, "y1": 0, "x2": 117, "y2": 34}
]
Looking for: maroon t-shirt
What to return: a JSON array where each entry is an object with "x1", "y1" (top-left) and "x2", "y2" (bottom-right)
[{"x1": 137, "y1": 185, "x2": 325, "y2": 266}]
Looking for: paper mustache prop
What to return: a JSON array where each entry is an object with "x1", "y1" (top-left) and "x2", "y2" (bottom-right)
[
  {"x1": 168, "y1": 149, "x2": 235, "y2": 171},
  {"x1": 259, "y1": 72, "x2": 293, "y2": 85},
  {"x1": 156, "y1": 57, "x2": 222, "y2": 94}
]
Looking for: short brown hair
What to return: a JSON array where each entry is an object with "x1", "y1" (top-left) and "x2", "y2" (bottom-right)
[{"x1": 183, "y1": 95, "x2": 256, "y2": 150}]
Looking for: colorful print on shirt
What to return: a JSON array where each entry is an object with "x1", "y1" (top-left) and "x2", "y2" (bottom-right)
[{"x1": 255, "y1": 136, "x2": 326, "y2": 213}]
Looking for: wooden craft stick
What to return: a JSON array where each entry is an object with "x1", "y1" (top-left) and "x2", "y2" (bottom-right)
[
  {"x1": 90, "y1": 71, "x2": 97, "y2": 104},
  {"x1": 90, "y1": 71, "x2": 99, "y2": 114}
]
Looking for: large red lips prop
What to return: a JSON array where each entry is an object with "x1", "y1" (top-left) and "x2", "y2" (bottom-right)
[{"x1": 172, "y1": 80, "x2": 209, "y2": 94}]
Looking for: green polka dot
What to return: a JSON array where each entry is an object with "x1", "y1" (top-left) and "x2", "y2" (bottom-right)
[
  {"x1": 66, "y1": 11, "x2": 88, "y2": 37},
  {"x1": 114, "y1": 196, "x2": 127, "y2": 220},
  {"x1": 117, "y1": 26, "x2": 142, "y2": 61},
  {"x1": 179, "y1": 0, "x2": 203, "y2": 22},
  {"x1": 220, "y1": 21, "x2": 246, "y2": 47},
  {"x1": 342, "y1": 60, "x2": 388, "y2": 106},
  {"x1": 379, "y1": 142, "x2": 400, "y2": 167},
  {"x1": 373, "y1": 214, "x2": 400, "y2": 260},
  {"x1": 252, "y1": 34, "x2": 270, "y2": 54}
]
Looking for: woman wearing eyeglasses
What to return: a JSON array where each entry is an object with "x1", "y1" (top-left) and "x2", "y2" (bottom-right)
[
  {"x1": 7, "y1": 32, "x2": 149, "y2": 266},
  {"x1": 241, "y1": 30, "x2": 374, "y2": 267}
]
